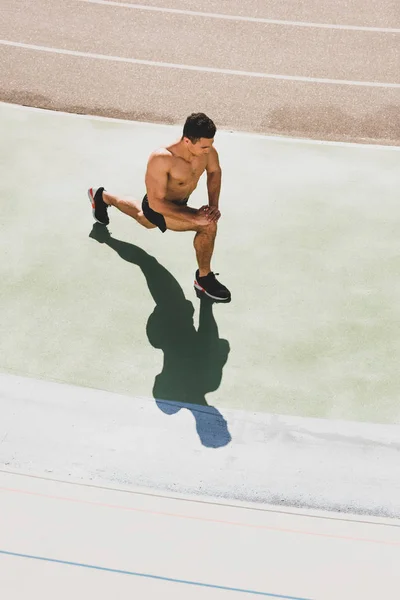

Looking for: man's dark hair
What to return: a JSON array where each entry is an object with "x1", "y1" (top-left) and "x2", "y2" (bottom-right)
[{"x1": 182, "y1": 113, "x2": 216, "y2": 142}]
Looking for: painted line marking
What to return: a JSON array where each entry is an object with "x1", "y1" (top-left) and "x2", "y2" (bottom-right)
[
  {"x1": 2, "y1": 101, "x2": 400, "y2": 150},
  {"x1": 0, "y1": 550, "x2": 310, "y2": 598},
  {"x1": 1, "y1": 486, "x2": 399, "y2": 546},
  {"x1": 77, "y1": 0, "x2": 400, "y2": 34},
  {"x1": 1, "y1": 40, "x2": 399, "y2": 89},
  {"x1": 2, "y1": 466, "x2": 399, "y2": 526}
]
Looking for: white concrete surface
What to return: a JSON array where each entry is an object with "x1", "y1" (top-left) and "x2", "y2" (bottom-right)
[{"x1": 1, "y1": 373, "x2": 400, "y2": 518}]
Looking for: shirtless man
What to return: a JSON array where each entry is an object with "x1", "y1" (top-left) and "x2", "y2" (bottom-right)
[{"x1": 87, "y1": 113, "x2": 231, "y2": 302}]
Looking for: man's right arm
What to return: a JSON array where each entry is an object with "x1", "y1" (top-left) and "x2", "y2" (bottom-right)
[{"x1": 145, "y1": 154, "x2": 198, "y2": 224}]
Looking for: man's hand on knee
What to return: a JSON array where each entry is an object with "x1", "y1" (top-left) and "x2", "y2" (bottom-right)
[
  {"x1": 195, "y1": 206, "x2": 212, "y2": 226},
  {"x1": 197, "y1": 205, "x2": 220, "y2": 223},
  {"x1": 206, "y1": 206, "x2": 221, "y2": 222},
  {"x1": 194, "y1": 206, "x2": 220, "y2": 230}
]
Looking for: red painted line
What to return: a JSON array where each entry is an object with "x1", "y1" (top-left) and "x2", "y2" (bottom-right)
[{"x1": 1, "y1": 486, "x2": 399, "y2": 546}]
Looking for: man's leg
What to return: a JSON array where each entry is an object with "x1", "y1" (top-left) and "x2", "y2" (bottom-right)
[
  {"x1": 164, "y1": 216, "x2": 230, "y2": 301},
  {"x1": 164, "y1": 217, "x2": 216, "y2": 275},
  {"x1": 193, "y1": 223, "x2": 217, "y2": 278},
  {"x1": 103, "y1": 191, "x2": 156, "y2": 229}
]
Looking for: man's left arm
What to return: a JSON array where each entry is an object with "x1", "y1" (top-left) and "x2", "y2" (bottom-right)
[{"x1": 206, "y1": 147, "x2": 222, "y2": 220}]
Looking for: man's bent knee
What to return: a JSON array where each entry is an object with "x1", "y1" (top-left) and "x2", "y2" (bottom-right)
[{"x1": 197, "y1": 220, "x2": 217, "y2": 235}]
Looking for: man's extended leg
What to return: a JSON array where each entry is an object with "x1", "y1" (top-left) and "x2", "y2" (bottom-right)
[
  {"x1": 103, "y1": 191, "x2": 157, "y2": 229},
  {"x1": 88, "y1": 187, "x2": 156, "y2": 229}
]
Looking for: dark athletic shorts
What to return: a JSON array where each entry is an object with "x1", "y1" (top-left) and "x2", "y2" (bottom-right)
[{"x1": 142, "y1": 195, "x2": 188, "y2": 233}]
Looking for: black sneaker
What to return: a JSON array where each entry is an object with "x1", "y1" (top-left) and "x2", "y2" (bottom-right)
[
  {"x1": 88, "y1": 187, "x2": 109, "y2": 225},
  {"x1": 194, "y1": 270, "x2": 231, "y2": 302}
]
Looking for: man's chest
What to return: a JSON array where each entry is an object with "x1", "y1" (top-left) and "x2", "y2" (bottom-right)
[{"x1": 169, "y1": 157, "x2": 207, "y2": 184}]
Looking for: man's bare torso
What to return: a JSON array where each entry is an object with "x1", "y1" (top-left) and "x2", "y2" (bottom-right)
[{"x1": 149, "y1": 143, "x2": 209, "y2": 202}]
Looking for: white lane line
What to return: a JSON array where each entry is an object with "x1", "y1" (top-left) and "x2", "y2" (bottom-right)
[
  {"x1": 1, "y1": 40, "x2": 400, "y2": 89},
  {"x1": 77, "y1": 0, "x2": 400, "y2": 34}
]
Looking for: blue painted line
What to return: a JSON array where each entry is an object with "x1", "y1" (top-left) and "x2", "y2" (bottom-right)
[{"x1": 0, "y1": 550, "x2": 311, "y2": 599}]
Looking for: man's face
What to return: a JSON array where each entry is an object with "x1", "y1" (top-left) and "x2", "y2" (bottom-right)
[{"x1": 185, "y1": 137, "x2": 214, "y2": 156}]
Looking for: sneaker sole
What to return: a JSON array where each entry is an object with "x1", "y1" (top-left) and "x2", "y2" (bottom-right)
[
  {"x1": 87, "y1": 188, "x2": 108, "y2": 225},
  {"x1": 194, "y1": 280, "x2": 231, "y2": 302}
]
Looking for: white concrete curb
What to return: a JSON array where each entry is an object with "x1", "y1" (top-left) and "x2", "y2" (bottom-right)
[{"x1": 1, "y1": 372, "x2": 399, "y2": 518}]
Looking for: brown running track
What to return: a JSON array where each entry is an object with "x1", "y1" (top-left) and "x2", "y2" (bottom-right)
[{"x1": 1, "y1": 0, "x2": 399, "y2": 144}]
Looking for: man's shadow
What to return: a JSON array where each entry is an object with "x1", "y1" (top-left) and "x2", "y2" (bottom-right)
[{"x1": 89, "y1": 224, "x2": 231, "y2": 448}]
